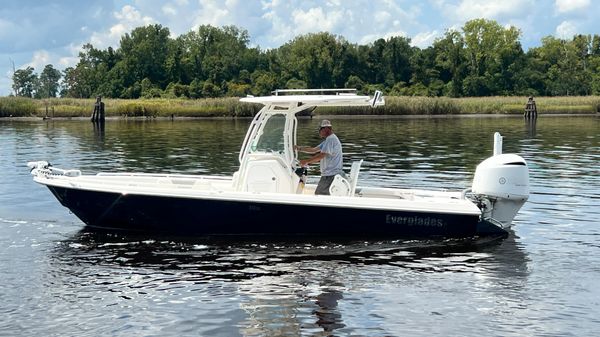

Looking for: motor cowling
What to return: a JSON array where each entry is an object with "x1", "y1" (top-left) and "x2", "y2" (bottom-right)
[
  {"x1": 472, "y1": 153, "x2": 529, "y2": 227},
  {"x1": 472, "y1": 154, "x2": 529, "y2": 199}
]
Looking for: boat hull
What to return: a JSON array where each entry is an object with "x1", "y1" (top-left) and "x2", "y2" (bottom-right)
[{"x1": 46, "y1": 185, "x2": 505, "y2": 238}]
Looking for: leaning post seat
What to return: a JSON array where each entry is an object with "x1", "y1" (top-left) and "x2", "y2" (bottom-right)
[
  {"x1": 348, "y1": 159, "x2": 363, "y2": 196},
  {"x1": 329, "y1": 160, "x2": 363, "y2": 197}
]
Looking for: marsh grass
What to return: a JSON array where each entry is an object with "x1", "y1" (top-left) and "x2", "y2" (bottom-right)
[
  {"x1": 0, "y1": 97, "x2": 37, "y2": 117},
  {"x1": 318, "y1": 96, "x2": 462, "y2": 115},
  {"x1": 1, "y1": 95, "x2": 598, "y2": 118},
  {"x1": 319, "y1": 96, "x2": 600, "y2": 115},
  {"x1": 110, "y1": 98, "x2": 261, "y2": 117},
  {"x1": 455, "y1": 96, "x2": 600, "y2": 114}
]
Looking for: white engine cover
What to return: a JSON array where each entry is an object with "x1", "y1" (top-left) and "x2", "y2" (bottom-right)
[
  {"x1": 472, "y1": 153, "x2": 529, "y2": 227},
  {"x1": 472, "y1": 154, "x2": 529, "y2": 199}
]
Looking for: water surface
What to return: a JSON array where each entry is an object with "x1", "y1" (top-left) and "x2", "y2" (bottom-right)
[{"x1": 1, "y1": 116, "x2": 599, "y2": 336}]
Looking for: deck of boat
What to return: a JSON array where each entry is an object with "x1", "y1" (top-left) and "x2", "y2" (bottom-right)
[{"x1": 34, "y1": 172, "x2": 481, "y2": 216}]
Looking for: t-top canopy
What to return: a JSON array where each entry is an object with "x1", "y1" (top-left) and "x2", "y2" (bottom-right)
[{"x1": 240, "y1": 89, "x2": 385, "y2": 108}]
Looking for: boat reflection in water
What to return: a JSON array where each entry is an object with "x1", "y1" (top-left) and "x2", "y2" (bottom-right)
[{"x1": 49, "y1": 230, "x2": 529, "y2": 335}]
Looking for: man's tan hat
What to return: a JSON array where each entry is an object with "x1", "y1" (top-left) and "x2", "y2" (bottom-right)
[{"x1": 320, "y1": 120, "x2": 332, "y2": 128}]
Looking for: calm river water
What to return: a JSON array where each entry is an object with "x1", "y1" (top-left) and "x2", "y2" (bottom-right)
[{"x1": 1, "y1": 116, "x2": 599, "y2": 336}]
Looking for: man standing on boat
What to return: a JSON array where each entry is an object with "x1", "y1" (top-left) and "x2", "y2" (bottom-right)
[{"x1": 295, "y1": 120, "x2": 344, "y2": 195}]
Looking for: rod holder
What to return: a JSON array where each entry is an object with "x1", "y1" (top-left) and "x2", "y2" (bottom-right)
[{"x1": 493, "y1": 132, "x2": 503, "y2": 156}]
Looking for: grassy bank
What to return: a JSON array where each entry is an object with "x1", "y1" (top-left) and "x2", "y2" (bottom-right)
[
  {"x1": 1, "y1": 95, "x2": 599, "y2": 118},
  {"x1": 0, "y1": 97, "x2": 262, "y2": 118},
  {"x1": 320, "y1": 96, "x2": 600, "y2": 115}
]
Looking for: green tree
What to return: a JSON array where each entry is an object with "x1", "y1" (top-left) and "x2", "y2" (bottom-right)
[
  {"x1": 12, "y1": 66, "x2": 37, "y2": 97},
  {"x1": 513, "y1": 49, "x2": 546, "y2": 95},
  {"x1": 355, "y1": 36, "x2": 414, "y2": 92},
  {"x1": 590, "y1": 56, "x2": 600, "y2": 94},
  {"x1": 533, "y1": 36, "x2": 591, "y2": 95},
  {"x1": 588, "y1": 35, "x2": 600, "y2": 94},
  {"x1": 97, "y1": 61, "x2": 128, "y2": 98},
  {"x1": 178, "y1": 25, "x2": 256, "y2": 86},
  {"x1": 461, "y1": 19, "x2": 522, "y2": 96},
  {"x1": 37, "y1": 64, "x2": 62, "y2": 98},
  {"x1": 345, "y1": 75, "x2": 364, "y2": 92},
  {"x1": 119, "y1": 24, "x2": 171, "y2": 89},
  {"x1": 226, "y1": 81, "x2": 251, "y2": 96},
  {"x1": 26, "y1": 21, "x2": 600, "y2": 99},
  {"x1": 140, "y1": 77, "x2": 161, "y2": 98},
  {"x1": 202, "y1": 80, "x2": 221, "y2": 97},
  {"x1": 276, "y1": 32, "x2": 355, "y2": 88},
  {"x1": 570, "y1": 34, "x2": 594, "y2": 95},
  {"x1": 251, "y1": 70, "x2": 277, "y2": 96},
  {"x1": 410, "y1": 46, "x2": 440, "y2": 95},
  {"x1": 382, "y1": 36, "x2": 414, "y2": 86},
  {"x1": 164, "y1": 82, "x2": 190, "y2": 98},
  {"x1": 61, "y1": 44, "x2": 116, "y2": 98},
  {"x1": 433, "y1": 30, "x2": 467, "y2": 97},
  {"x1": 165, "y1": 38, "x2": 185, "y2": 85},
  {"x1": 285, "y1": 78, "x2": 307, "y2": 89},
  {"x1": 189, "y1": 79, "x2": 204, "y2": 98}
]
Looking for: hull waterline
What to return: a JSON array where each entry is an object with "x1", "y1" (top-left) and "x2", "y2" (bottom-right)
[{"x1": 47, "y1": 185, "x2": 506, "y2": 238}]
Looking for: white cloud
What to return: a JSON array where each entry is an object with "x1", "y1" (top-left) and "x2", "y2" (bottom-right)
[
  {"x1": 192, "y1": 0, "x2": 231, "y2": 28},
  {"x1": 114, "y1": 5, "x2": 155, "y2": 26},
  {"x1": 259, "y1": 1, "x2": 425, "y2": 48},
  {"x1": 58, "y1": 56, "x2": 79, "y2": 68},
  {"x1": 441, "y1": 0, "x2": 534, "y2": 22},
  {"x1": 291, "y1": 7, "x2": 327, "y2": 33},
  {"x1": 412, "y1": 30, "x2": 441, "y2": 48},
  {"x1": 374, "y1": 10, "x2": 392, "y2": 23},
  {"x1": 260, "y1": 4, "x2": 350, "y2": 46},
  {"x1": 555, "y1": 0, "x2": 590, "y2": 13},
  {"x1": 26, "y1": 51, "x2": 51, "y2": 70},
  {"x1": 261, "y1": 7, "x2": 291, "y2": 46},
  {"x1": 291, "y1": 7, "x2": 346, "y2": 35},
  {"x1": 23, "y1": 50, "x2": 77, "y2": 74},
  {"x1": 359, "y1": 31, "x2": 408, "y2": 45},
  {"x1": 555, "y1": 20, "x2": 577, "y2": 38},
  {"x1": 88, "y1": 5, "x2": 156, "y2": 49},
  {"x1": 161, "y1": 4, "x2": 178, "y2": 16}
]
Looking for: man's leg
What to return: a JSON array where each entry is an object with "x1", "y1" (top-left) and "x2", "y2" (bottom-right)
[{"x1": 315, "y1": 176, "x2": 334, "y2": 195}]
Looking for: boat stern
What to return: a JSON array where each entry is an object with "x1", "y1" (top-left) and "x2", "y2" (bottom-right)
[{"x1": 470, "y1": 133, "x2": 529, "y2": 228}]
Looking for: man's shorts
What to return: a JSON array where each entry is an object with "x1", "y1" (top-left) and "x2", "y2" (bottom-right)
[{"x1": 315, "y1": 176, "x2": 335, "y2": 195}]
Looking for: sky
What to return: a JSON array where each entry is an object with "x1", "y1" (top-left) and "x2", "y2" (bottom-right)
[{"x1": 1, "y1": 0, "x2": 599, "y2": 96}]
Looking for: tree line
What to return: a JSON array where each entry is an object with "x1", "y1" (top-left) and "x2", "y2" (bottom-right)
[{"x1": 10, "y1": 18, "x2": 600, "y2": 99}]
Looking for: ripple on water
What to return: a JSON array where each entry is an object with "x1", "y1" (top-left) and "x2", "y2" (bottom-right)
[{"x1": 1, "y1": 117, "x2": 600, "y2": 336}]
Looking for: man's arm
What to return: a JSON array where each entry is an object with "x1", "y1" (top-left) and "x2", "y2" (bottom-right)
[
  {"x1": 299, "y1": 152, "x2": 327, "y2": 167},
  {"x1": 295, "y1": 145, "x2": 321, "y2": 154}
]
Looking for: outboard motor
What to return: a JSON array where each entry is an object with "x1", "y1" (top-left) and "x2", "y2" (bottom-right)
[{"x1": 471, "y1": 133, "x2": 529, "y2": 227}]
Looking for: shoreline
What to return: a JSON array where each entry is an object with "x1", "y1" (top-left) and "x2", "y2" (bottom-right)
[
  {"x1": 1, "y1": 112, "x2": 597, "y2": 122},
  {"x1": 2, "y1": 96, "x2": 599, "y2": 118}
]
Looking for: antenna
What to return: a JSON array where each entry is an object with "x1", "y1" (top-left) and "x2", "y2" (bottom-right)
[
  {"x1": 9, "y1": 57, "x2": 16, "y2": 96},
  {"x1": 370, "y1": 90, "x2": 383, "y2": 107}
]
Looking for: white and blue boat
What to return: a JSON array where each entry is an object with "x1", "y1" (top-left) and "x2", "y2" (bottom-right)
[{"x1": 28, "y1": 89, "x2": 529, "y2": 238}]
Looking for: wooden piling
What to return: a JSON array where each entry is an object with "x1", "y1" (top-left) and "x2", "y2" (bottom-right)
[
  {"x1": 524, "y1": 96, "x2": 537, "y2": 119},
  {"x1": 91, "y1": 96, "x2": 105, "y2": 122}
]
